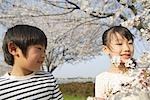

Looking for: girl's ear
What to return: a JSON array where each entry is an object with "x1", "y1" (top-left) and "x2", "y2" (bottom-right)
[
  {"x1": 102, "y1": 45, "x2": 110, "y2": 55},
  {"x1": 7, "y1": 42, "x2": 18, "y2": 56}
]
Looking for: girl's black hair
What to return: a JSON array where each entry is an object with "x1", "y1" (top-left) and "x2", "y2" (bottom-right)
[
  {"x1": 2, "y1": 25, "x2": 47, "y2": 66},
  {"x1": 102, "y1": 26, "x2": 134, "y2": 46}
]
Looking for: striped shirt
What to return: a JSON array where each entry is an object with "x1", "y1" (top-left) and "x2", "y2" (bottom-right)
[{"x1": 0, "y1": 71, "x2": 63, "y2": 100}]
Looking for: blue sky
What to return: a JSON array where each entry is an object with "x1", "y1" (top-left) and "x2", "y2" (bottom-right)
[{"x1": 53, "y1": 55, "x2": 110, "y2": 78}]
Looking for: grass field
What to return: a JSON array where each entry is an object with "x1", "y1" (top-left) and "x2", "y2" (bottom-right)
[
  {"x1": 63, "y1": 94, "x2": 86, "y2": 100},
  {"x1": 59, "y1": 82, "x2": 94, "y2": 100}
]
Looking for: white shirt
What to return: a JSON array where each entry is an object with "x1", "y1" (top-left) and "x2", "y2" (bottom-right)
[{"x1": 95, "y1": 72, "x2": 132, "y2": 99}]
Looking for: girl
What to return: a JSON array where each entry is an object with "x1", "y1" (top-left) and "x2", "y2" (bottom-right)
[{"x1": 95, "y1": 26, "x2": 136, "y2": 100}]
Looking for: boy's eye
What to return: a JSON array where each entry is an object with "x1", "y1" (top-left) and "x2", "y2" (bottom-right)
[
  {"x1": 36, "y1": 47, "x2": 46, "y2": 53},
  {"x1": 37, "y1": 48, "x2": 42, "y2": 50},
  {"x1": 36, "y1": 47, "x2": 43, "y2": 51}
]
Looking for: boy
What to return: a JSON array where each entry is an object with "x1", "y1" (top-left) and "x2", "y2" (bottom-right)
[{"x1": 0, "y1": 25, "x2": 63, "y2": 100}]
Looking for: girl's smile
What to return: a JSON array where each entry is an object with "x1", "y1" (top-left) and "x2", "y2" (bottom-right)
[{"x1": 121, "y1": 53, "x2": 131, "y2": 59}]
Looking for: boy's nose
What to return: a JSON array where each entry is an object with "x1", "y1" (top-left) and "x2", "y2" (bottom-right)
[{"x1": 41, "y1": 53, "x2": 46, "y2": 58}]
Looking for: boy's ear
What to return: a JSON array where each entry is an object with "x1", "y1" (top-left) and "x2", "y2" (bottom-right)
[
  {"x1": 7, "y1": 42, "x2": 18, "y2": 56},
  {"x1": 102, "y1": 45, "x2": 110, "y2": 55}
]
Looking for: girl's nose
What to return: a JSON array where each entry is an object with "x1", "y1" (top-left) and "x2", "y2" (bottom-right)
[{"x1": 123, "y1": 43, "x2": 130, "y2": 51}]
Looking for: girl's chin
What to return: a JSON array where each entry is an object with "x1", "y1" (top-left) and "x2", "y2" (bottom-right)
[
  {"x1": 121, "y1": 58, "x2": 131, "y2": 63},
  {"x1": 122, "y1": 56, "x2": 131, "y2": 59}
]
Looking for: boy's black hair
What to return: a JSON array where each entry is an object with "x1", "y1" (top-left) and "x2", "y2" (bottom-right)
[
  {"x1": 102, "y1": 26, "x2": 134, "y2": 46},
  {"x1": 2, "y1": 25, "x2": 47, "y2": 66}
]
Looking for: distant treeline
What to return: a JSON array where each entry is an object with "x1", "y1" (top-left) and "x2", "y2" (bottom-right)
[
  {"x1": 56, "y1": 77, "x2": 95, "y2": 84},
  {"x1": 59, "y1": 81, "x2": 94, "y2": 97}
]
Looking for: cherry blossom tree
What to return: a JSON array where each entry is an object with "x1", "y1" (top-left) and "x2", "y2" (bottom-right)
[{"x1": 0, "y1": 0, "x2": 149, "y2": 72}]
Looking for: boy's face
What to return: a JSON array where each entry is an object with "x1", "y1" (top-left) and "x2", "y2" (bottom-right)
[{"x1": 16, "y1": 45, "x2": 46, "y2": 72}]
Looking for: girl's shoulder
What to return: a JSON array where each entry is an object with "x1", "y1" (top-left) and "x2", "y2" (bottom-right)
[
  {"x1": 96, "y1": 72, "x2": 112, "y2": 81},
  {"x1": 97, "y1": 72, "x2": 118, "y2": 77},
  {"x1": 96, "y1": 72, "x2": 126, "y2": 80},
  {"x1": 96, "y1": 72, "x2": 131, "y2": 84}
]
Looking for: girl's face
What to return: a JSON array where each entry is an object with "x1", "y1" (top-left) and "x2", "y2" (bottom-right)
[{"x1": 104, "y1": 33, "x2": 134, "y2": 63}]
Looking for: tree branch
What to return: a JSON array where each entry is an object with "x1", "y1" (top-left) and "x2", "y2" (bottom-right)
[{"x1": 65, "y1": 0, "x2": 80, "y2": 9}]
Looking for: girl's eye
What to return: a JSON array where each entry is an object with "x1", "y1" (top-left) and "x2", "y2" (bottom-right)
[
  {"x1": 116, "y1": 43, "x2": 122, "y2": 45},
  {"x1": 129, "y1": 42, "x2": 133, "y2": 45}
]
